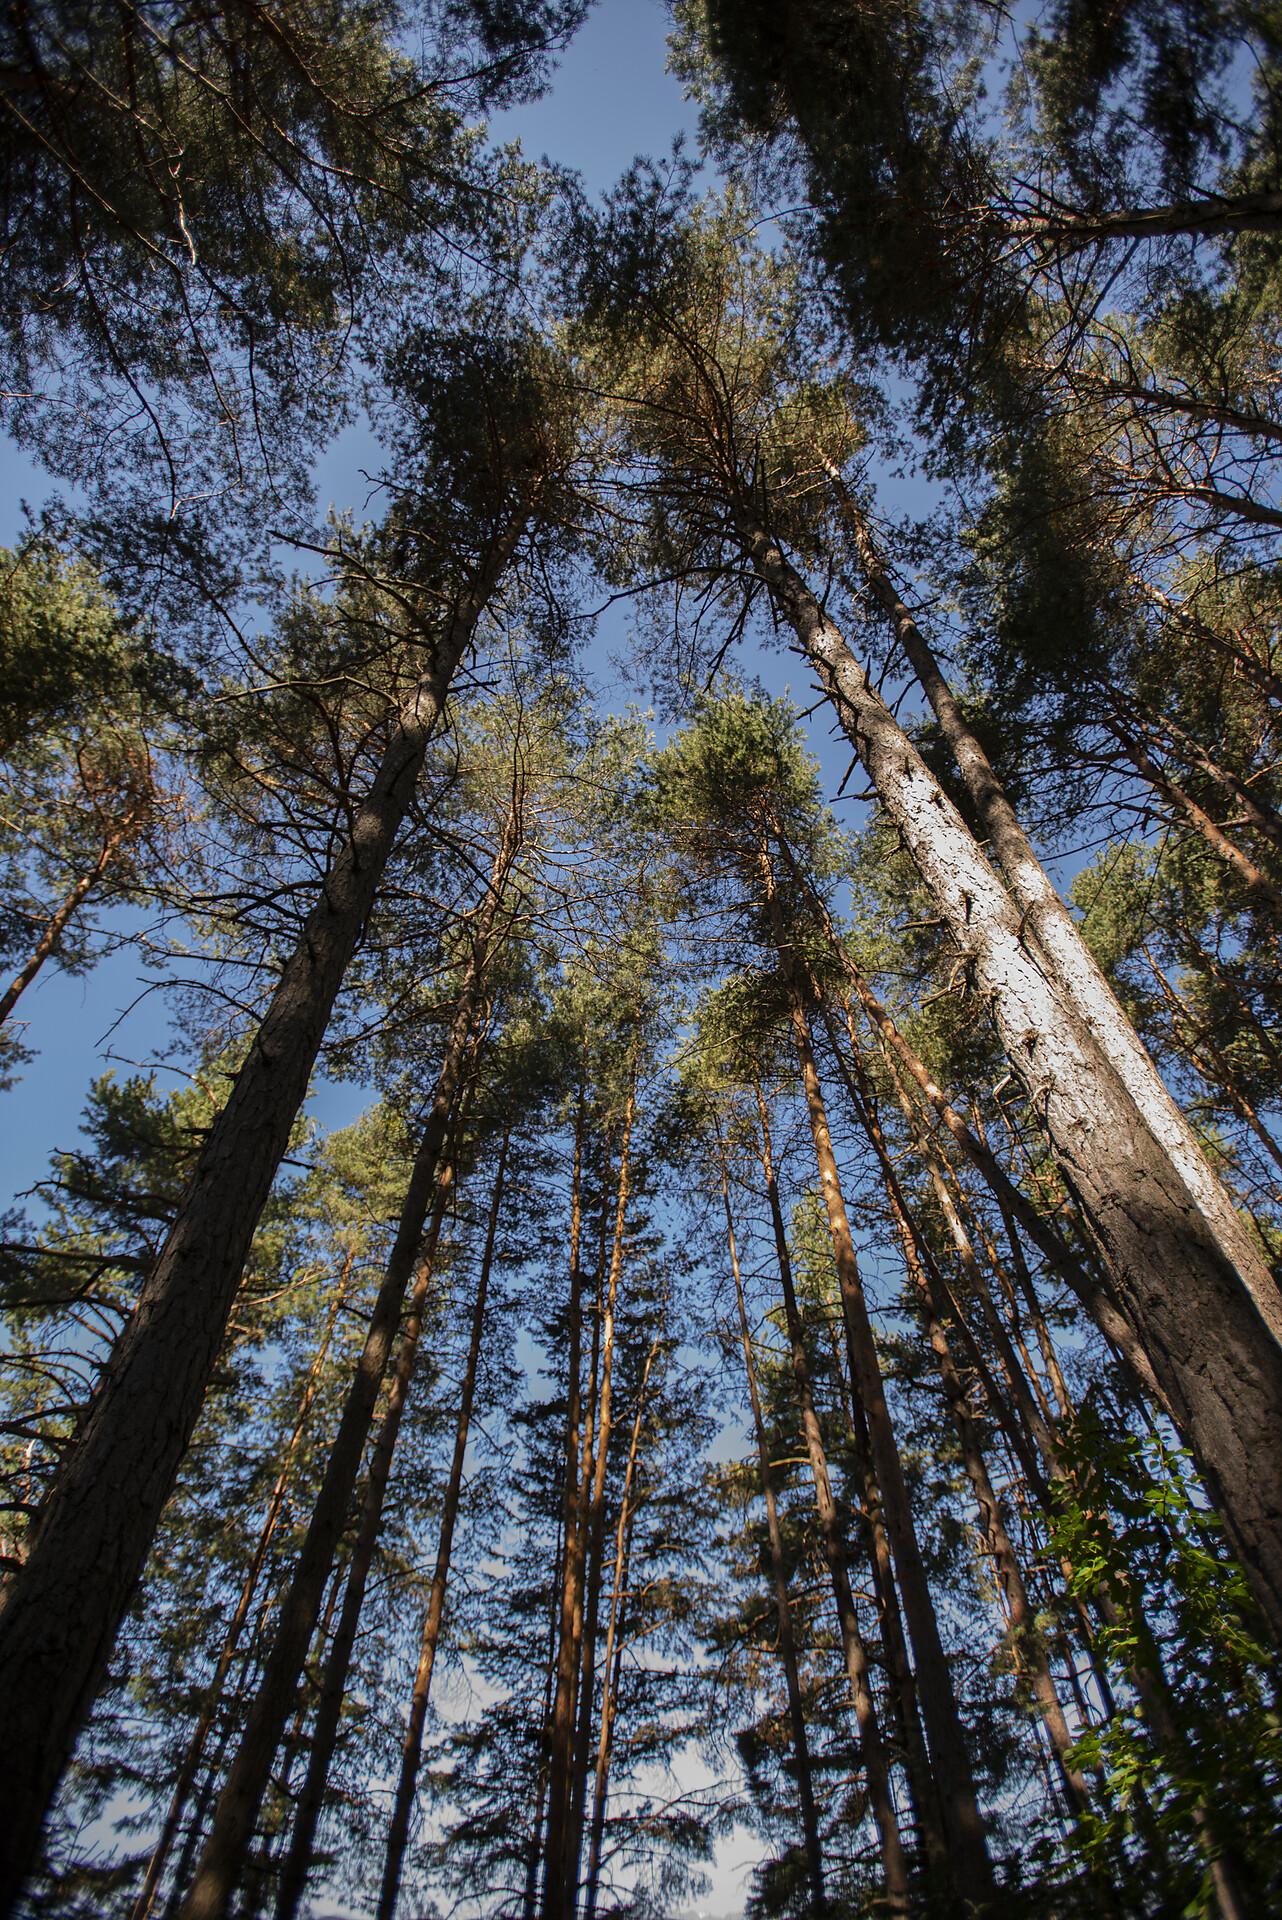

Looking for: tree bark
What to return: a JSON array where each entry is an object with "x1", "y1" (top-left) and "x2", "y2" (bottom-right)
[
  {"x1": 754, "y1": 1082, "x2": 911, "y2": 1914},
  {"x1": 761, "y1": 849, "x2": 994, "y2": 1907},
  {"x1": 372, "y1": 1123, "x2": 509, "y2": 1920},
  {"x1": 132, "y1": 1249, "x2": 358, "y2": 1920},
  {"x1": 0, "y1": 514, "x2": 528, "y2": 1913},
  {"x1": 539, "y1": 1091, "x2": 587, "y2": 1919},
  {"x1": 274, "y1": 1095, "x2": 482, "y2": 1920},
  {"x1": 582, "y1": 1312, "x2": 664, "y2": 1920},
  {"x1": 180, "y1": 813, "x2": 519, "y2": 1920},
  {"x1": 738, "y1": 513, "x2": 1282, "y2": 1642},
  {"x1": 564, "y1": 1030, "x2": 640, "y2": 1916},
  {"x1": 714, "y1": 1124, "x2": 826, "y2": 1915},
  {"x1": 833, "y1": 495, "x2": 1279, "y2": 1335}
]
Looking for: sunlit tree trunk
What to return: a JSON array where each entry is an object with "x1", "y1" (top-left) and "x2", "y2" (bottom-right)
[
  {"x1": 761, "y1": 844, "x2": 994, "y2": 1907},
  {"x1": 713, "y1": 1124, "x2": 826, "y2": 1913},
  {"x1": 754, "y1": 1082, "x2": 911, "y2": 1913}
]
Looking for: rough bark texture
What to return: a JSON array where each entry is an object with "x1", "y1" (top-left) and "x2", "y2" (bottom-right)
[
  {"x1": 839, "y1": 499, "x2": 1281, "y2": 1340},
  {"x1": 374, "y1": 1129, "x2": 509, "y2": 1920},
  {"x1": 132, "y1": 1252, "x2": 356, "y2": 1920},
  {"x1": 538, "y1": 1095, "x2": 586, "y2": 1919},
  {"x1": 739, "y1": 513, "x2": 1282, "y2": 1643},
  {"x1": 755, "y1": 1086, "x2": 910, "y2": 1913},
  {"x1": 564, "y1": 1042, "x2": 638, "y2": 1914},
  {"x1": 0, "y1": 520, "x2": 527, "y2": 1914},
  {"x1": 180, "y1": 816, "x2": 518, "y2": 1920},
  {"x1": 763, "y1": 894, "x2": 994, "y2": 1909},
  {"x1": 717, "y1": 1137, "x2": 826, "y2": 1914},
  {"x1": 275, "y1": 1094, "x2": 477, "y2": 1920}
]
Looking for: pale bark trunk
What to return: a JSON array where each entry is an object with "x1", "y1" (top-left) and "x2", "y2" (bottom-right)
[
  {"x1": 540, "y1": 1094, "x2": 587, "y2": 1919},
  {"x1": 180, "y1": 817, "x2": 518, "y2": 1920},
  {"x1": 373, "y1": 1128, "x2": 509, "y2": 1920},
  {"x1": 762, "y1": 852, "x2": 994, "y2": 1906},
  {"x1": 582, "y1": 1314, "x2": 663, "y2": 1919},
  {"x1": 132, "y1": 1250, "x2": 357, "y2": 1920},
  {"x1": 0, "y1": 818, "x2": 131, "y2": 1026},
  {"x1": 565, "y1": 1038, "x2": 639, "y2": 1915},
  {"x1": 275, "y1": 1097, "x2": 481, "y2": 1920},
  {"x1": 0, "y1": 515, "x2": 528, "y2": 1911},
  {"x1": 739, "y1": 514, "x2": 1282, "y2": 1641},
  {"x1": 715, "y1": 1130, "x2": 827, "y2": 1913},
  {"x1": 754, "y1": 1085, "x2": 911, "y2": 1913},
  {"x1": 835, "y1": 500, "x2": 1280, "y2": 1336}
]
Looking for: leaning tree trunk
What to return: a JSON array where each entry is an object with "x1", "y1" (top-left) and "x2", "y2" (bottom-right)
[
  {"x1": 754, "y1": 1084, "x2": 911, "y2": 1913},
  {"x1": 0, "y1": 513, "x2": 530, "y2": 1913},
  {"x1": 715, "y1": 1127, "x2": 826, "y2": 1915},
  {"x1": 274, "y1": 1093, "x2": 484, "y2": 1920},
  {"x1": 180, "y1": 813, "x2": 520, "y2": 1920},
  {"x1": 373, "y1": 1127, "x2": 510, "y2": 1920},
  {"x1": 829, "y1": 478, "x2": 1280, "y2": 1331},
  {"x1": 762, "y1": 847, "x2": 995, "y2": 1908},
  {"x1": 737, "y1": 512, "x2": 1282, "y2": 1643},
  {"x1": 0, "y1": 812, "x2": 137, "y2": 1025}
]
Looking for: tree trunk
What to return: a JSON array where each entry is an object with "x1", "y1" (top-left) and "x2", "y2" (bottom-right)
[
  {"x1": 373, "y1": 1126, "x2": 510, "y2": 1920},
  {"x1": 0, "y1": 514, "x2": 528, "y2": 1913},
  {"x1": 539, "y1": 1093, "x2": 587, "y2": 1919},
  {"x1": 132, "y1": 1249, "x2": 358, "y2": 1920},
  {"x1": 714, "y1": 1126, "x2": 826, "y2": 1914},
  {"x1": 739, "y1": 512, "x2": 1282, "y2": 1642},
  {"x1": 754, "y1": 1083, "x2": 911, "y2": 1913},
  {"x1": 275, "y1": 1096, "x2": 482, "y2": 1920},
  {"x1": 564, "y1": 1032, "x2": 640, "y2": 1916},
  {"x1": 761, "y1": 850, "x2": 994, "y2": 1907},
  {"x1": 840, "y1": 500, "x2": 1281, "y2": 1334},
  {"x1": 582, "y1": 1311, "x2": 664, "y2": 1920},
  {"x1": 180, "y1": 816, "x2": 519, "y2": 1920}
]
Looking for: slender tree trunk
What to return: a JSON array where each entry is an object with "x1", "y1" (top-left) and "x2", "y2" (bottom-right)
[
  {"x1": 373, "y1": 1127, "x2": 510, "y2": 1920},
  {"x1": 774, "y1": 810, "x2": 1167, "y2": 1408},
  {"x1": 0, "y1": 515, "x2": 530, "y2": 1912},
  {"x1": 540, "y1": 1093, "x2": 587, "y2": 1918},
  {"x1": 754, "y1": 1083, "x2": 911, "y2": 1913},
  {"x1": 582, "y1": 1311, "x2": 664, "y2": 1920},
  {"x1": 1107, "y1": 717, "x2": 1282, "y2": 919},
  {"x1": 821, "y1": 1309, "x2": 949, "y2": 1880},
  {"x1": 564, "y1": 1034, "x2": 640, "y2": 1917},
  {"x1": 132, "y1": 1250, "x2": 358, "y2": 1920},
  {"x1": 275, "y1": 1095, "x2": 481, "y2": 1920},
  {"x1": 524, "y1": 1540, "x2": 567, "y2": 1920},
  {"x1": 830, "y1": 484, "x2": 1279, "y2": 1328},
  {"x1": 0, "y1": 817, "x2": 133, "y2": 1025},
  {"x1": 714, "y1": 1127, "x2": 826, "y2": 1914},
  {"x1": 180, "y1": 819, "x2": 519, "y2": 1920},
  {"x1": 739, "y1": 515, "x2": 1282, "y2": 1639},
  {"x1": 761, "y1": 849, "x2": 994, "y2": 1906}
]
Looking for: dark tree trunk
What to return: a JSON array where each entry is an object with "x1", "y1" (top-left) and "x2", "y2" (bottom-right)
[
  {"x1": 373, "y1": 1127, "x2": 510, "y2": 1920},
  {"x1": 715, "y1": 1130, "x2": 827, "y2": 1914},
  {"x1": 0, "y1": 516, "x2": 528, "y2": 1913},
  {"x1": 274, "y1": 1090, "x2": 481, "y2": 1920},
  {"x1": 180, "y1": 816, "x2": 520, "y2": 1920},
  {"x1": 754, "y1": 1084, "x2": 911, "y2": 1913}
]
